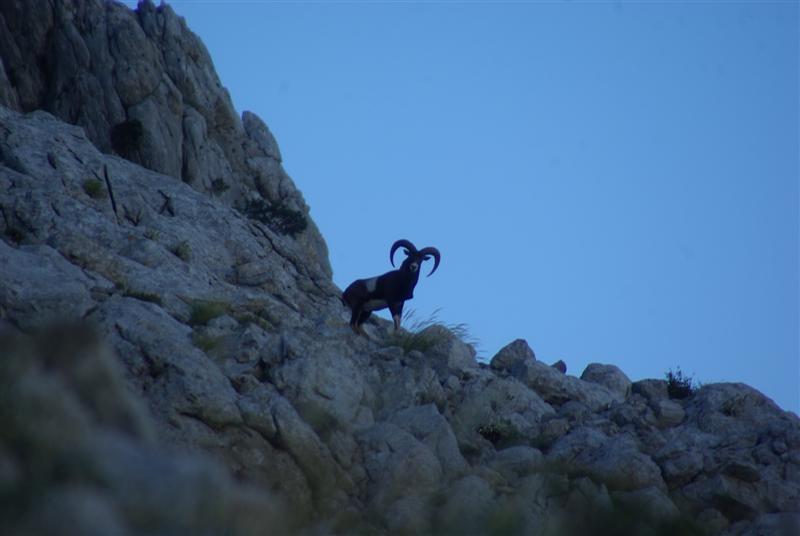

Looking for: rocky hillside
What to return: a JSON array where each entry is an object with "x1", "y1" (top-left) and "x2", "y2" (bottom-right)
[{"x1": 1, "y1": 2, "x2": 798, "y2": 535}]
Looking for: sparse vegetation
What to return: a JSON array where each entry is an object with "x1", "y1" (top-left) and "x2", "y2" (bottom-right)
[
  {"x1": 123, "y1": 290, "x2": 163, "y2": 306},
  {"x1": 189, "y1": 300, "x2": 228, "y2": 326},
  {"x1": 233, "y1": 311, "x2": 271, "y2": 330},
  {"x1": 191, "y1": 332, "x2": 222, "y2": 353},
  {"x1": 210, "y1": 178, "x2": 230, "y2": 194},
  {"x1": 243, "y1": 198, "x2": 307, "y2": 237},
  {"x1": 171, "y1": 241, "x2": 191, "y2": 262},
  {"x1": 82, "y1": 178, "x2": 106, "y2": 199},
  {"x1": 110, "y1": 119, "x2": 143, "y2": 156},
  {"x1": 4, "y1": 226, "x2": 25, "y2": 243},
  {"x1": 666, "y1": 367, "x2": 695, "y2": 399},
  {"x1": 476, "y1": 420, "x2": 522, "y2": 447},
  {"x1": 144, "y1": 228, "x2": 160, "y2": 241},
  {"x1": 383, "y1": 309, "x2": 479, "y2": 356}
]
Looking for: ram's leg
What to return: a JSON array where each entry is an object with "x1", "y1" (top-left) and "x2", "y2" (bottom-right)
[
  {"x1": 389, "y1": 302, "x2": 404, "y2": 331},
  {"x1": 350, "y1": 308, "x2": 362, "y2": 334},
  {"x1": 356, "y1": 310, "x2": 372, "y2": 337}
]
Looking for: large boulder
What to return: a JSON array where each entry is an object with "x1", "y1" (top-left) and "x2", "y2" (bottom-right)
[
  {"x1": 389, "y1": 403, "x2": 467, "y2": 476},
  {"x1": 510, "y1": 358, "x2": 621, "y2": 411},
  {"x1": 450, "y1": 370, "x2": 555, "y2": 453},
  {"x1": 490, "y1": 338, "x2": 536, "y2": 372},
  {"x1": 580, "y1": 363, "x2": 632, "y2": 399},
  {"x1": 271, "y1": 352, "x2": 373, "y2": 433},
  {"x1": 546, "y1": 427, "x2": 666, "y2": 492}
]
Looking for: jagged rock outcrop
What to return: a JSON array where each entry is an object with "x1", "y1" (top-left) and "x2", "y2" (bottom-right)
[
  {"x1": 0, "y1": 0, "x2": 330, "y2": 280},
  {"x1": 1, "y1": 2, "x2": 798, "y2": 535}
]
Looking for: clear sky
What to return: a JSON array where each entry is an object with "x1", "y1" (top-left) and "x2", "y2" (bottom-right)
[{"x1": 122, "y1": 1, "x2": 798, "y2": 413}]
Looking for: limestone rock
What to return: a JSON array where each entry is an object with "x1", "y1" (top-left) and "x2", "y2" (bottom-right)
[
  {"x1": 358, "y1": 422, "x2": 443, "y2": 517},
  {"x1": 450, "y1": 371, "x2": 555, "y2": 453},
  {"x1": 547, "y1": 428, "x2": 666, "y2": 491},
  {"x1": 490, "y1": 338, "x2": 536, "y2": 371},
  {"x1": 511, "y1": 358, "x2": 620, "y2": 411},
  {"x1": 1, "y1": 1, "x2": 799, "y2": 534},
  {"x1": 611, "y1": 486, "x2": 680, "y2": 521},
  {"x1": 489, "y1": 446, "x2": 545, "y2": 480},
  {"x1": 272, "y1": 352, "x2": 372, "y2": 432},
  {"x1": 655, "y1": 399, "x2": 686, "y2": 428},
  {"x1": 389, "y1": 404, "x2": 467, "y2": 476},
  {"x1": 0, "y1": 242, "x2": 95, "y2": 330},
  {"x1": 421, "y1": 324, "x2": 479, "y2": 377},
  {"x1": 0, "y1": 328, "x2": 289, "y2": 536},
  {"x1": 435, "y1": 475, "x2": 495, "y2": 531},
  {"x1": 0, "y1": 0, "x2": 332, "y2": 279},
  {"x1": 580, "y1": 362, "x2": 632, "y2": 399}
]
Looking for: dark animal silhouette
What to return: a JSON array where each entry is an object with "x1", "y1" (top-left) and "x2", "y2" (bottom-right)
[{"x1": 342, "y1": 239, "x2": 440, "y2": 336}]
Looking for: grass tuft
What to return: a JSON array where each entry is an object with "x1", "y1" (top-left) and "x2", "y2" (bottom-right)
[
  {"x1": 189, "y1": 300, "x2": 228, "y2": 326},
  {"x1": 383, "y1": 309, "x2": 479, "y2": 355},
  {"x1": 123, "y1": 290, "x2": 163, "y2": 306},
  {"x1": 243, "y1": 198, "x2": 307, "y2": 237},
  {"x1": 210, "y1": 178, "x2": 230, "y2": 194},
  {"x1": 171, "y1": 241, "x2": 191, "y2": 262},
  {"x1": 82, "y1": 178, "x2": 106, "y2": 199},
  {"x1": 191, "y1": 332, "x2": 222, "y2": 353},
  {"x1": 666, "y1": 367, "x2": 695, "y2": 399},
  {"x1": 144, "y1": 228, "x2": 160, "y2": 241}
]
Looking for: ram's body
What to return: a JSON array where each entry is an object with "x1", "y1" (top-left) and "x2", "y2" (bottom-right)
[{"x1": 342, "y1": 240, "x2": 440, "y2": 336}]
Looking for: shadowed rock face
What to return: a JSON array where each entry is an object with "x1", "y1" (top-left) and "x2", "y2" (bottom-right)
[
  {"x1": 1, "y1": 3, "x2": 799, "y2": 535},
  {"x1": 0, "y1": 0, "x2": 331, "y2": 279}
]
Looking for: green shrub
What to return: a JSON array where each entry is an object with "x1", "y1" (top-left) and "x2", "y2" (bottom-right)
[
  {"x1": 189, "y1": 300, "x2": 228, "y2": 326},
  {"x1": 110, "y1": 119, "x2": 143, "y2": 156},
  {"x1": 233, "y1": 312, "x2": 271, "y2": 331},
  {"x1": 243, "y1": 198, "x2": 307, "y2": 237},
  {"x1": 171, "y1": 241, "x2": 191, "y2": 262},
  {"x1": 666, "y1": 367, "x2": 695, "y2": 399},
  {"x1": 477, "y1": 421, "x2": 520, "y2": 446},
  {"x1": 123, "y1": 290, "x2": 163, "y2": 306},
  {"x1": 4, "y1": 226, "x2": 25, "y2": 243},
  {"x1": 211, "y1": 178, "x2": 230, "y2": 194},
  {"x1": 144, "y1": 228, "x2": 160, "y2": 241},
  {"x1": 191, "y1": 332, "x2": 222, "y2": 353},
  {"x1": 82, "y1": 178, "x2": 106, "y2": 199}
]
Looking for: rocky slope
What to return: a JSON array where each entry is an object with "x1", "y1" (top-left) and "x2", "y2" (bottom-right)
[{"x1": 1, "y1": 2, "x2": 798, "y2": 535}]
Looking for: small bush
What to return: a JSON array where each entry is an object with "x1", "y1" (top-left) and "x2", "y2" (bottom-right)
[
  {"x1": 210, "y1": 178, "x2": 230, "y2": 194},
  {"x1": 243, "y1": 198, "x2": 307, "y2": 237},
  {"x1": 110, "y1": 119, "x2": 143, "y2": 156},
  {"x1": 171, "y1": 241, "x2": 191, "y2": 262},
  {"x1": 191, "y1": 332, "x2": 221, "y2": 353},
  {"x1": 4, "y1": 226, "x2": 25, "y2": 243},
  {"x1": 477, "y1": 420, "x2": 522, "y2": 447},
  {"x1": 123, "y1": 290, "x2": 163, "y2": 306},
  {"x1": 189, "y1": 300, "x2": 228, "y2": 326},
  {"x1": 82, "y1": 178, "x2": 106, "y2": 199},
  {"x1": 144, "y1": 228, "x2": 160, "y2": 241},
  {"x1": 233, "y1": 312, "x2": 271, "y2": 331},
  {"x1": 666, "y1": 367, "x2": 695, "y2": 399}
]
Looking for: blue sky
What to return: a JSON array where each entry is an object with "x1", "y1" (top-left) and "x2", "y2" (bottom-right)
[{"x1": 123, "y1": 1, "x2": 798, "y2": 413}]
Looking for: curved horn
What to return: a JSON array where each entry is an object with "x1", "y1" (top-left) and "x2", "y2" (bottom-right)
[
  {"x1": 418, "y1": 247, "x2": 441, "y2": 276},
  {"x1": 390, "y1": 239, "x2": 417, "y2": 267}
]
